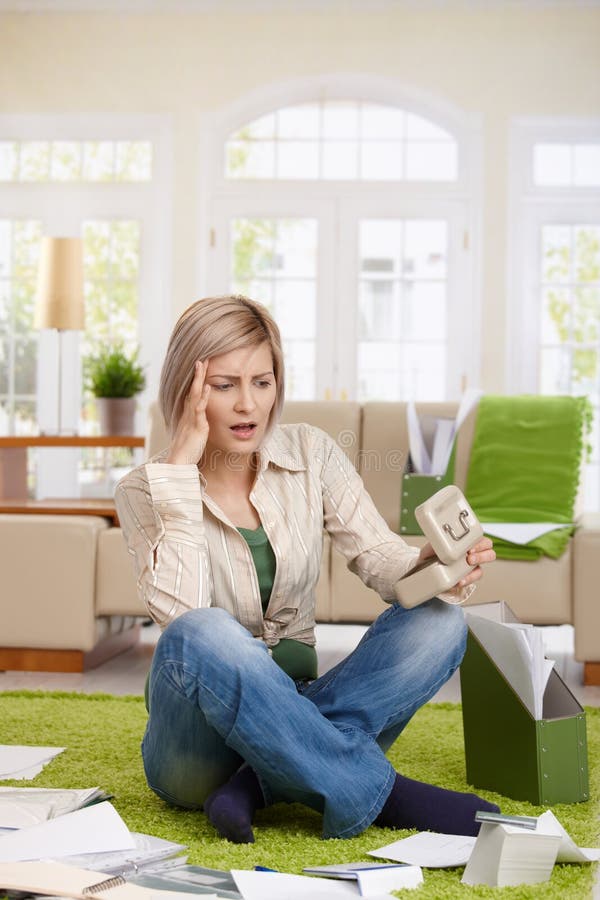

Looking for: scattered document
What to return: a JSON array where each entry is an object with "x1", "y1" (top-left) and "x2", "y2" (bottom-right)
[
  {"x1": 461, "y1": 809, "x2": 600, "y2": 887},
  {"x1": 129, "y1": 865, "x2": 241, "y2": 899},
  {"x1": 302, "y1": 861, "x2": 423, "y2": 893},
  {"x1": 462, "y1": 819, "x2": 561, "y2": 887},
  {"x1": 0, "y1": 801, "x2": 135, "y2": 862},
  {"x1": 0, "y1": 745, "x2": 64, "y2": 780},
  {"x1": 58, "y1": 831, "x2": 187, "y2": 875},
  {"x1": 466, "y1": 612, "x2": 554, "y2": 719},
  {"x1": 0, "y1": 860, "x2": 217, "y2": 900},
  {"x1": 0, "y1": 787, "x2": 107, "y2": 829},
  {"x1": 369, "y1": 832, "x2": 476, "y2": 868},
  {"x1": 481, "y1": 523, "x2": 570, "y2": 545},
  {"x1": 536, "y1": 810, "x2": 600, "y2": 863},
  {"x1": 232, "y1": 868, "x2": 398, "y2": 899},
  {"x1": 407, "y1": 389, "x2": 481, "y2": 476}
]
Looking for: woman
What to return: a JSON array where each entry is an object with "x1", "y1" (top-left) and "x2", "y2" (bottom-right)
[{"x1": 115, "y1": 294, "x2": 498, "y2": 844}]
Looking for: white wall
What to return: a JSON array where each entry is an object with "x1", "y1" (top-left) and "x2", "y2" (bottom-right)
[{"x1": 1, "y1": 4, "x2": 599, "y2": 391}]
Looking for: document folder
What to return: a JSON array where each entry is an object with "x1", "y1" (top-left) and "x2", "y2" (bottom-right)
[{"x1": 460, "y1": 604, "x2": 589, "y2": 806}]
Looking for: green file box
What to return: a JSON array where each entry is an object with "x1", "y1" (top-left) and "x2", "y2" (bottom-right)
[
  {"x1": 399, "y1": 446, "x2": 456, "y2": 536},
  {"x1": 460, "y1": 615, "x2": 589, "y2": 806}
]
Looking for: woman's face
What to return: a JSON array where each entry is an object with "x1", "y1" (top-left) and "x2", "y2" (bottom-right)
[{"x1": 202, "y1": 341, "x2": 277, "y2": 462}]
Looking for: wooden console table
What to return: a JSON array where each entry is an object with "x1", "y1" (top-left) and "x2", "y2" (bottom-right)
[
  {"x1": 0, "y1": 435, "x2": 144, "y2": 499},
  {"x1": 0, "y1": 497, "x2": 120, "y2": 525}
]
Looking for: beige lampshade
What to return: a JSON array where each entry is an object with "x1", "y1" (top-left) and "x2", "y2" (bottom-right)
[{"x1": 34, "y1": 237, "x2": 85, "y2": 331}]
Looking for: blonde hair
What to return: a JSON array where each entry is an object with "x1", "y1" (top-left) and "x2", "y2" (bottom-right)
[{"x1": 159, "y1": 295, "x2": 285, "y2": 435}]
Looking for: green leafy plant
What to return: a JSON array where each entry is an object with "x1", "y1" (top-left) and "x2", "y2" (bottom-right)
[{"x1": 84, "y1": 343, "x2": 146, "y2": 398}]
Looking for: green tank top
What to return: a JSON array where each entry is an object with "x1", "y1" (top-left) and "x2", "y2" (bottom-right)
[{"x1": 237, "y1": 525, "x2": 317, "y2": 682}]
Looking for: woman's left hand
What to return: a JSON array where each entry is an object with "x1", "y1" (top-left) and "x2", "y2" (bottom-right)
[{"x1": 417, "y1": 536, "x2": 496, "y2": 592}]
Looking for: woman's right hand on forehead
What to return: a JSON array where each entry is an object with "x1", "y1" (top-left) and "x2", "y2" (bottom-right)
[{"x1": 166, "y1": 360, "x2": 211, "y2": 466}]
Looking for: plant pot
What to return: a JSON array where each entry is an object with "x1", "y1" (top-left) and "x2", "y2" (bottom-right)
[{"x1": 97, "y1": 397, "x2": 137, "y2": 436}]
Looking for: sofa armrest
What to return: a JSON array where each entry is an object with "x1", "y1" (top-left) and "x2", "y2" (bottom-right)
[{"x1": 573, "y1": 512, "x2": 600, "y2": 664}]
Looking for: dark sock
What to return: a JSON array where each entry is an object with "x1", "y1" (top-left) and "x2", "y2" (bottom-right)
[
  {"x1": 375, "y1": 772, "x2": 500, "y2": 837},
  {"x1": 204, "y1": 766, "x2": 265, "y2": 844}
]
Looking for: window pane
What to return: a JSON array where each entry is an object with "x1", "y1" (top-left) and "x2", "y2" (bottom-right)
[
  {"x1": 226, "y1": 140, "x2": 275, "y2": 178},
  {"x1": 540, "y1": 346, "x2": 571, "y2": 393},
  {"x1": 573, "y1": 286, "x2": 600, "y2": 344},
  {"x1": 401, "y1": 342, "x2": 446, "y2": 400},
  {"x1": 0, "y1": 281, "x2": 10, "y2": 326},
  {"x1": 20, "y1": 142, "x2": 50, "y2": 181},
  {"x1": 0, "y1": 336, "x2": 8, "y2": 394},
  {"x1": 360, "y1": 220, "x2": 402, "y2": 273},
  {"x1": 322, "y1": 141, "x2": 358, "y2": 179},
  {"x1": 277, "y1": 104, "x2": 320, "y2": 139},
  {"x1": 573, "y1": 145, "x2": 600, "y2": 187},
  {"x1": 404, "y1": 282, "x2": 446, "y2": 341},
  {"x1": 533, "y1": 144, "x2": 572, "y2": 186},
  {"x1": 358, "y1": 280, "x2": 400, "y2": 341},
  {"x1": 14, "y1": 335, "x2": 36, "y2": 395},
  {"x1": 0, "y1": 142, "x2": 18, "y2": 180},
  {"x1": 361, "y1": 142, "x2": 403, "y2": 180},
  {"x1": 541, "y1": 287, "x2": 571, "y2": 344},
  {"x1": 322, "y1": 102, "x2": 359, "y2": 139},
  {"x1": 274, "y1": 219, "x2": 317, "y2": 278},
  {"x1": 358, "y1": 341, "x2": 401, "y2": 401},
  {"x1": 233, "y1": 114, "x2": 276, "y2": 141},
  {"x1": 404, "y1": 220, "x2": 447, "y2": 279},
  {"x1": 574, "y1": 225, "x2": 600, "y2": 283},
  {"x1": 232, "y1": 219, "x2": 277, "y2": 282},
  {"x1": 406, "y1": 113, "x2": 452, "y2": 141},
  {"x1": 273, "y1": 280, "x2": 315, "y2": 340},
  {"x1": 82, "y1": 142, "x2": 116, "y2": 181},
  {"x1": 115, "y1": 142, "x2": 152, "y2": 181},
  {"x1": 361, "y1": 104, "x2": 405, "y2": 140},
  {"x1": 283, "y1": 339, "x2": 315, "y2": 400},
  {"x1": 110, "y1": 220, "x2": 141, "y2": 279},
  {"x1": 406, "y1": 142, "x2": 457, "y2": 180},
  {"x1": 82, "y1": 220, "x2": 141, "y2": 362},
  {"x1": 12, "y1": 281, "x2": 36, "y2": 333},
  {"x1": 14, "y1": 399, "x2": 36, "y2": 437},
  {"x1": 277, "y1": 141, "x2": 319, "y2": 179},
  {"x1": 50, "y1": 141, "x2": 82, "y2": 181},
  {"x1": 231, "y1": 278, "x2": 273, "y2": 308},
  {"x1": 571, "y1": 348, "x2": 598, "y2": 394},
  {"x1": 0, "y1": 221, "x2": 11, "y2": 278},
  {"x1": 542, "y1": 225, "x2": 571, "y2": 283}
]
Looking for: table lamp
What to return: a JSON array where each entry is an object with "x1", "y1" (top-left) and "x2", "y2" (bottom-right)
[{"x1": 34, "y1": 237, "x2": 85, "y2": 435}]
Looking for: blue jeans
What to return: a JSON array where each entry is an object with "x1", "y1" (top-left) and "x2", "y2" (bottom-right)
[{"x1": 142, "y1": 599, "x2": 467, "y2": 839}]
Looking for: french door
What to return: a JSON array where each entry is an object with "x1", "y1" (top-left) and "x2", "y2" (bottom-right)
[{"x1": 209, "y1": 190, "x2": 475, "y2": 402}]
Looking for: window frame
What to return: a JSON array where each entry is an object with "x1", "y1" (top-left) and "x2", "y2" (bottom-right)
[
  {"x1": 507, "y1": 117, "x2": 600, "y2": 393},
  {"x1": 201, "y1": 74, "x2": 484, "y2": 402},
  {"x1": 508, "y1": 117, "x2": 600, "y2": 512},
  {"x1": 0, "y1": 113, "x2": 173, "y2": 497}
]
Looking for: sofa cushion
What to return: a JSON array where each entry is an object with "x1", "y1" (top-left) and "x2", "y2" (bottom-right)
[
  {"x1": 0, "y1": 514, "x2": 109, "y2": 651},
  {"x1": 280, "y1": 401, "x2": 361, "y2": 466},
  {"x1": 96, "y1": 527, "x2": 146, "y2": 617}
]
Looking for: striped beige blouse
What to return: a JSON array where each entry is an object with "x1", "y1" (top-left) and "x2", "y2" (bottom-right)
[{"x1": 115, "y1": 422, "x2": 444, "y2": 647}]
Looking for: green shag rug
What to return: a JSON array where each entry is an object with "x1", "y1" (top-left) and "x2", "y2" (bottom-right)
[{"x1": 0, "y1": 691, "x2": 598, "y2": 899}]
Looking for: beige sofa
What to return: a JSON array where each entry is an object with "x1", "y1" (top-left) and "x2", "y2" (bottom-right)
[{"x1": 1, "y1": 400, "x2": 598, "y2": 683}]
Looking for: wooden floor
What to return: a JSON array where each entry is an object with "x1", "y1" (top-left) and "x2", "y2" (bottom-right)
[{"x1": 0, "y1": 621, "x2": 598, "y2": 707}]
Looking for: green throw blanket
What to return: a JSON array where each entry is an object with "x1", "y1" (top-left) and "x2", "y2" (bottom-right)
[{"x1": 465, "y1": 395, "x2": 588, "y2": 560}]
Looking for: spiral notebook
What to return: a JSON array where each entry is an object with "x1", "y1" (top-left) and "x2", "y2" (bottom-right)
[{"x1": 0, "y1": 860, "x2": 219, "y2": 900}]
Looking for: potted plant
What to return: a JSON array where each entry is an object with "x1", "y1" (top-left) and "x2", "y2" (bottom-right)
[{"x1": 84, "y1": 343, "x2": 146, "y2": 436}]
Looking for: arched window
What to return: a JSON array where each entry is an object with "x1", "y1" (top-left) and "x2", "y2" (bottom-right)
[
  {"x1": 225, "y1": 101, "x2": 457, "y2": 182},
  {"x1": 207, "y1": 80, "x2": 481, "y2": 403}
]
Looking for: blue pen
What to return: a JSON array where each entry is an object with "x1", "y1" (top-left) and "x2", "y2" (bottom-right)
[{"x1": 254, "y1": 866, "x2": 278, "y2": 872}]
